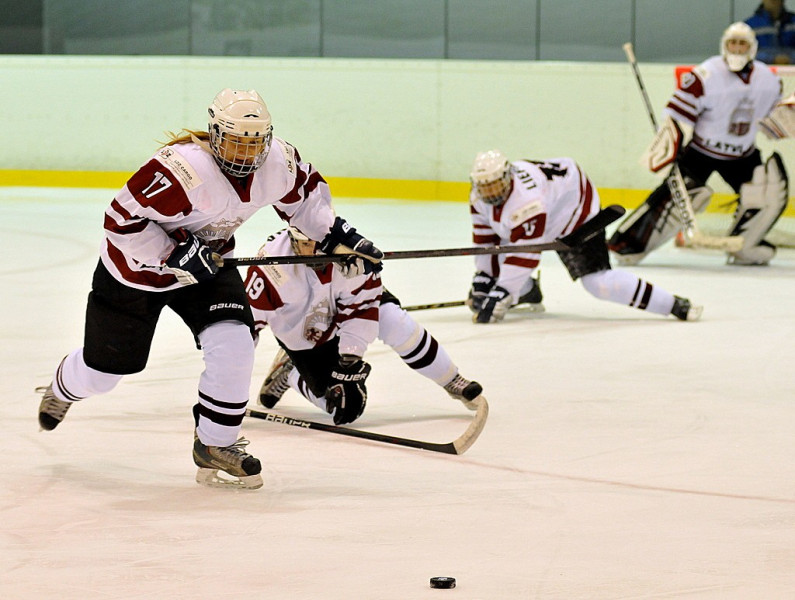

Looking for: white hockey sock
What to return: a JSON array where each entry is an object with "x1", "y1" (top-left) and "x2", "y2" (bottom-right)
[
  {"x1": 378, "y1": 303, "x2": 456, "y2": 385},
  {"x1": 52, "y1": 348, "x2": 123, "y2": 402},
  {"x1": 580, "y1": 270, "x2": 675, "y2": 316},
  {"x1": 195, "y1": 321, "x2": 255, "y2": 447}
]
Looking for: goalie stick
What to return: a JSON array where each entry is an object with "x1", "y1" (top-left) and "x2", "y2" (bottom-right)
[
  {"x1": 245, "y1": 395, "x2": 489, "y2": 455},
  {"x1": 223, "y1": 204, "x2": 625, "y2": 268},
  {"x1": 622, "y1": 42, "x2": 743, "y2": 253}
]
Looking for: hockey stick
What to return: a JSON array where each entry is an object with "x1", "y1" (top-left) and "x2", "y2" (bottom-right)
[
  {"x1": 224, "y1": 204, "x2": 625, "y2": 268},
  {"x1": 245, "y1": 395, "x2": 489, "y2": 455},
  {"x1": 403, "y1": 300, "x2": 465, "y2": 311},
  {"x1": 622, "y1": 42, "x2": 743, "y2": 252}
]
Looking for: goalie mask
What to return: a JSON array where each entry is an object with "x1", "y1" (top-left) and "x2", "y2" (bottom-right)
[
  {"x1": 208, "y1": 88, "x2": 273, "y2": 177},
  {"x1": 721, "y1": 22, "x2": 757, "y2": 72},
  {"x1": 470, "y1": 150, "x2": 514, "y2": 206}
]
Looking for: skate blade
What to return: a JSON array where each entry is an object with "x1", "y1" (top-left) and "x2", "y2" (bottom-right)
[
  {"x1": 512, "y1": 302, "x2": 545, "y2": 314},
  {"x1": 195, "y1": 467, "x2": 263, "y2": 490}
]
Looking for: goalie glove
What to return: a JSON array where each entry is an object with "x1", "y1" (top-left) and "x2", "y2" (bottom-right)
[
  {"x1": 474, "y1": 285, "x2": 512, "y2": 324},
  {"x1": 325, "y1": 354, "x2": 371, "y2": 425},
  {"x1": 759, "y1": 92, "x2": 795, "y2": 140},
  {"x1": 164, "y1": 228, "x2": 220, "y2": 285},
  {"x1": 466, "y1": 271, "x2": 496, "y2": 314},
  {"x1": 318, "y1": 216, "x2": 384, "y2": 264}
]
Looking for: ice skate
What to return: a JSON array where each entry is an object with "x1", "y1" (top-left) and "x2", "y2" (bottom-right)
[
  {"x1": 258, "y1": 348, "x2": 294, "y2": 408},
  {"x1": 514, "y1": 275, "x2": 545, "y2": 313},
  {"x1": 193, "y1": 434, "x2": 263, "y2": 490},
  {"x1": 727, "y1": 240, "x2": 776, "y2": 266},
  {"x1": 444, "y1": 374, "x2": 483, "y2": 411},
  {"x1": 671, "y1": 296, "x2": 703, "y2": 322},
  {"x1": 37, "y1": 383, "x2": 72, "y2": 431}
]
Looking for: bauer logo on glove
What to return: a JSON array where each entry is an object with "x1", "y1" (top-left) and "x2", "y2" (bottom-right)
[{"x1": 164, "y1": 228, "x2": 220, "y2": 285}]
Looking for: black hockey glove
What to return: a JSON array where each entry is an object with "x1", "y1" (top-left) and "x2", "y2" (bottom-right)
[
  {"x1": 318, "y1": 217, "x2": 384, "y2": 264},
  {"x1": 466, "y1": 271, "x2": 496, "y2": 314},
  {"x1": 165, "y1": 228, "x2": 219, "y2": 285},
  {"x1": 475, "y1": 286, "x2": 512, "y2": 324},
  {"x1": 325, "y1": 354, "x2": 371, "y2": 425}
]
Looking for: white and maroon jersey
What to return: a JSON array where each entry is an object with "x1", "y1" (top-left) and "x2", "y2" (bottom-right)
[
  {"x1": 664, "y1": 56, "x2": 781, "y2": 159},
  {"x1": 101, "y1": 137, "x2": 335, "y2": 291},
  {"x1": 244, "y1": 231, "x2": 381, "y2": 358},
  {"x1": 469, "y1": 157, "x2": 599, "y2": 299}
]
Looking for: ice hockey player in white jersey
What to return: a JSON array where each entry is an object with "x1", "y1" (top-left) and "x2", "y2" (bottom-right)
[
  {"x1": 609, "y1": 22, "x2": 788, "y2": 266},
  {"x1": 36, "y1": 88, "x2": 382, "y2": 490},
  {"x1": 467, "y1": 150, "x2": 703, "y2": 323},
  {"x1": 245, "y1": 228, "x2": 484, "y2": 425}
]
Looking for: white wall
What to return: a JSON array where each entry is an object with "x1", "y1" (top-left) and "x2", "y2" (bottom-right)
[{"x1": 1, "y1": 55, "x2": 788, "y2": 195}]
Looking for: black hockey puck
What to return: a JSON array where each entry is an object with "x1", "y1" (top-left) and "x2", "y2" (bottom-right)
[{"x1": 430, "y1": 577, "x2": 456, "y2": 589}]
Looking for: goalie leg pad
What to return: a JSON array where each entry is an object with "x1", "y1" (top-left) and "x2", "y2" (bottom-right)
[
  {"x1": 608, "y1": 181, "x2": 712, "y2": 264},
  {"x1": 727, "y1": 153, "x2": 788, "y2": 265}
]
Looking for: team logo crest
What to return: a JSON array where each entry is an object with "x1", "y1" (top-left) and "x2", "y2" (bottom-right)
[
  {"x1": 728, "y1": 99, "x2": 753, "y2": 136},
  {"x1": 303, "y1": 299, "x2": 332, "y2": 342}
]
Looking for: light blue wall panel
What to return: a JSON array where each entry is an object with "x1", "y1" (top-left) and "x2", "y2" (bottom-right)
[
  {"x1": 43, "y1": 0, "x2": 191, "y2": 55},
  {"x1": 321, "y1": 0, "x2": 446, "y2": 58},
  {"x1": 539, "y1": 0, "x2": 632, "y2": 62},
  {"x1": 191, "y1": 0, "x2": 322, "y2": 57},
  {"x1": 636, "y1": 0, "x2": 730, "y2": 63},
  {"x1": 15, "y1": 1, "x2": 768, "y2": 62},
  {"x1": 447, "y1": 0, "x2": 538, "y2": 60}
]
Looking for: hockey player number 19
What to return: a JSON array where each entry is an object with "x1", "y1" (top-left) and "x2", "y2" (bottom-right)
[{"x1": 245, "y1": 271, "x2": 266, "y2": 301}]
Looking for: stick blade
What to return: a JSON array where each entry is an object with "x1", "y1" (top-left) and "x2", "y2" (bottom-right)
[
  {"x1": 451, "y1": 396, "x2": 489, "y2": 455},
  {"x1": 683, "y1": 232, "x2": 745, "y2": 252}
]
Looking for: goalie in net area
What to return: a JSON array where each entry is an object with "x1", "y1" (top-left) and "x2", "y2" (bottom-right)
[
  {"x1": 609, "y1": 22, "x2": 789, "y2": 266},
  {"x1": 467, "y1": 151, "x2": 702, "y2": 323},
  {"x1": 244, "y1": 228, "x2": 484, "y2": 426}
]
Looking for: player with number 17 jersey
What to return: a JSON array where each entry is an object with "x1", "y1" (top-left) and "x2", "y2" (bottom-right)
[{"x1": 102, "y1": 136, "x2": 335, "y2": 291}]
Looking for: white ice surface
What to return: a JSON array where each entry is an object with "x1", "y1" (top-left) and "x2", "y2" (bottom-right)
[{"x1": 1, "y1": 188, "x2": 794, "y2": 599}]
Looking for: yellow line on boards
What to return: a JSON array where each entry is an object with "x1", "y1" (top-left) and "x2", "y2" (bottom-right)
[{"x1": 1, "y1": 170, "x2": 793, "y2": 217}]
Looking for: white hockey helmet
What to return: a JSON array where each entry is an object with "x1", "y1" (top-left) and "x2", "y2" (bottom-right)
[
  {"x1": 721, "y1": 22, "x2": 757, "y2": 72},
  {"x1": 470, "y1": 150, "x2": 513, "y2": 205},
  {"x1": 208, "y1": 88, "x2": 273, "y2": 177}
]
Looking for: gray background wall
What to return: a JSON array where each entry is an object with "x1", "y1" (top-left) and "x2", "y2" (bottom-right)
[{"x1": 0, "y1": 0, "x2": 765, "y2": 62}]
